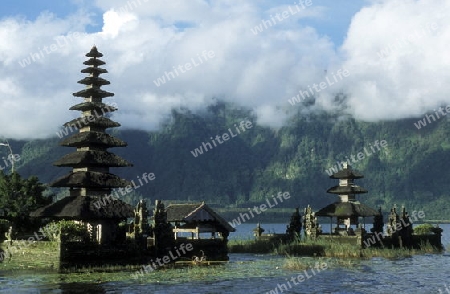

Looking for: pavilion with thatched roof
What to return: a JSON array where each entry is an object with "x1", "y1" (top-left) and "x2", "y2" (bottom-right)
[{"x1": 166, "y1": 202, "x2": 235, "y2": 241}]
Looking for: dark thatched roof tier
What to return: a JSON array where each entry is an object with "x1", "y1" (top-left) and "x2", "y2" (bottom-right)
[
  {"x1": 77, "y1": 76, "x2": 110, "y2": 86},
  {"x1": 166, "y1": 202, "x2": 236, "y2": 232},
  {"x1": 327, "y1": 185, "x2": 368, "y2": 195},
  {"x1": 316, "y1": 201, "x2": 379, "y2": 217},
  {"x1": 85, "y1": 46, "x2": 103, "y2": 58},
  {"x1": 30, "y1": 195, "x2": 133, "y2": 220},
  {"x1": 63, "y1": 116, "x2": 120, "y2": 129},
  {"x1": 59, "y1": 132, "x2": 126, "y2": 148},
  {"x1": 53, "y1": 151, "x2": 132, "y2": 167},
  {"x1": 81, "y1": 67, "x2": 107, "y2": 75},
  {"x1": 167, "y1": 204, "x2": 200, "y2": 221},
  {"x1": 83, "y1": 58, "x2": 106, "y2": 66},
  {"x1": 73, "y1": 88, "x2": 114, "y2": 99},
  {"x1": 329, "y1": 168, "x2": 364, "y2": 179},
  {"x1": 50, "y1": 171, "x2": 131, "y2": 188},
  {"x1": 70, "y1": 102, "x2": 117, "y2": 112}
]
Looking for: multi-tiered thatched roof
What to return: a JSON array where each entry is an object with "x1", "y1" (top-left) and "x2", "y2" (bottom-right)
[
  {"x1": 316, "y1": 163, "x2": 377, "y2": 218},
  {"x1": 31, "y1": 46, "x2": 133, "y2": 220}
]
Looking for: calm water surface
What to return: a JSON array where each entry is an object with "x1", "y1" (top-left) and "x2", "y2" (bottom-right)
[{"x1": 0, "y1": 223, "x2": 449, "y2": 294}]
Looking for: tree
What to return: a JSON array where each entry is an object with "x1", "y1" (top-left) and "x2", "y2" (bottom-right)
[{"x1": 0, "y1": 171, "x2": 51, "y2": 233}]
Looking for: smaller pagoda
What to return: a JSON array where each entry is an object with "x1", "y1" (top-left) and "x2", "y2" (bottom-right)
[{"x1": 316, "y1": 163, "x2": 378, "y2": 234}]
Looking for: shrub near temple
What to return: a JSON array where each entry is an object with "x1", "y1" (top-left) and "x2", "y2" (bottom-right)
[
  {"x1": 55, "y1": 220, "x2": 89, "y2": 242},
  {"x1": 413, "y1": 223, "x2": 435, "y2": 235}
]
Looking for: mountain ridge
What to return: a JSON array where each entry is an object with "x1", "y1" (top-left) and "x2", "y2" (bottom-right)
[{"x1": 3, "y1": 103, "x2": 449, "y2": 219}]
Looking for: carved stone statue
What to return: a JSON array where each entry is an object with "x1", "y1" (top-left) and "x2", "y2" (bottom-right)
[
  {"x1": 152, "y1": 200, "x2": 174, "y2": 256},
  {"x1": 134, "y1": 199, "x2": 149, "y2": 238},
  {"x1": 286, "y1": 207, "x2": 302, "y2": 240},
  {"x1": 371, "y1": 207, "x2": 384, "y2": 235},
  {"x1": 303, "y1": 205, "x2": 319, "y2": 239}
]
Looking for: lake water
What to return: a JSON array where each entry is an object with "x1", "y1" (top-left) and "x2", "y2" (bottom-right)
[
  {"x1": 230, "y1": 222, "x2": 375, "y2": 239},
  {"x1": 1, "y1": 223, "x2": 449, "y2": 293}
]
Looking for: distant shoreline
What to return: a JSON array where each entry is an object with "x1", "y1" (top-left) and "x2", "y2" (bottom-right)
[
  {"x1": 216, "y1": 208, "x2": 450, "y2": 225},
  {"x1": 423, "y1": 220, "x2": 450, "y2": 224}
]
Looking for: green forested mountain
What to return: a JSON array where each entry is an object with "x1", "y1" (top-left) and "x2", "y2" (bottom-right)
[{"x1": 3, "y1": 102, "x2": 450, "y2": 219}]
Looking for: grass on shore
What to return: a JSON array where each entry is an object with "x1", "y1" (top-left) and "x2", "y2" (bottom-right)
[
  {"x1": 228, "y1": 239, "x2": 280, "y2": 254},
  {"x1": 229, "y1": 237, "x2": 441, "y2": 259},
  {"x1": 281, "y1": 239, "x2": 441, "y2": 271}
]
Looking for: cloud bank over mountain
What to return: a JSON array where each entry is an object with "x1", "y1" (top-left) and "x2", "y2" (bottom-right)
[{"x1": 0, "y1": 0, "x2": 448, "y2": 139}]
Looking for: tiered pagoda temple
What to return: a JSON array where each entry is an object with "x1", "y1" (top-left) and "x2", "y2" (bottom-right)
[
  {"x1": 316, "y1": 163, "x2": 378, "y2": 234},
  {"x1": 297, "y1": 162, "x2": 444, "y2": 250},
  {"x1": 25, "y1": 46, "x2": 236, "y2": 269},
  {"x1": 31, "y1": 46, "x2": 134, "y2": 245}
]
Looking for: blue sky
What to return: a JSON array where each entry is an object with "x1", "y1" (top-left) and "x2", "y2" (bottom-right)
[
  {"x1": 0, "y1": 0, "x2": 365, "y2": 44},
  {"x1": 1, "y1": 0, "x2": 93, "y2": 20},
  {"x1": 0, "y1": 0, "x2": 448, "y2": 139},
  {"x1": 0, "y1": 0, "x2": 103, "y2": 32}
]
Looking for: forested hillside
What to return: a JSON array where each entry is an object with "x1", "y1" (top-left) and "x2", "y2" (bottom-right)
[{"x1": 3, "y1": 102, "x2": 450, "y2": 219}]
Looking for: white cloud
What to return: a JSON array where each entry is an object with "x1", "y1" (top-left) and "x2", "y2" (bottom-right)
[
  {"x1": 100, "y1": 10, "x2": 138, "y2": 39},
  {"x1": 0, "y1": 0, "x2": 449, "y2": 139},
  {"x1": 336, "y1": 0, "x2": 450, "y2": 121}
]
